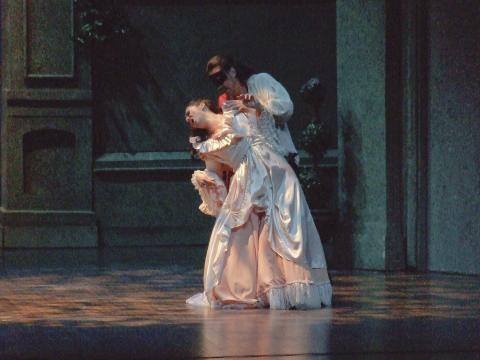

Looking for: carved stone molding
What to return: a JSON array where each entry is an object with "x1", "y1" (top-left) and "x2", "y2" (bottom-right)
[{"x1": 24, "y1": 0, "x2": 76, "y2": 83}]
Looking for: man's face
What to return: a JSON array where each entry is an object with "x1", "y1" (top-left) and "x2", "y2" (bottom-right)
[{"x1": 209, "y1": 67, "x2": 241, "y2": 98}]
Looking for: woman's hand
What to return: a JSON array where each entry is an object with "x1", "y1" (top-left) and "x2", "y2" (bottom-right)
[{"x1": 195, "y1": 171, "x2": 217, "y2": 188}]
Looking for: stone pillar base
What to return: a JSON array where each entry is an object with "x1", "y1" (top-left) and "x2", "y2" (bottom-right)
[{"x1": 0, "y1": 209, "x2": 97, "y2": 248}]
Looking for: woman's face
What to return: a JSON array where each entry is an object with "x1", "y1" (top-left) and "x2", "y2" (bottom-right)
[{"x1": 185, "y1": 103, "x2": 210, "y2": 129}]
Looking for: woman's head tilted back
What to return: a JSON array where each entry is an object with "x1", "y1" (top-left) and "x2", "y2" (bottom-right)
[
  {"x1": 185, "y1": 99, "x2": 217, "y2": 143},
  {"x1": 185, "y1": 99, "x2": 217, "y2": 129}
]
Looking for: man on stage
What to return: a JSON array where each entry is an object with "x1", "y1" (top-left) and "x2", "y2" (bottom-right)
[{"x1": 205, "y1": 55, "x2": 299, "y2": 171}]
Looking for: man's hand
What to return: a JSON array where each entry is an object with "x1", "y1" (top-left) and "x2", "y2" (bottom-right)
[
  {"x1": 236, "y1": 93, "x2": 261, "y2": 112},
  {"x1": 236, "y1": 93, "x2": 254, "y2": 103},
  {"x1": 223, "y1": 99, "x2": 251, "y2": 114}
]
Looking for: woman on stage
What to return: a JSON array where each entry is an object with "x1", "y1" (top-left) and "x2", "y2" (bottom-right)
[{"x1": 185, "y1": 98, "x2": 332, "y2": 310}]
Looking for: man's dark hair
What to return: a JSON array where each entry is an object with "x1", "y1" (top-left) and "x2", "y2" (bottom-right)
[{"x1": 206, "y1": 55, "x2": 256, "y2": 86}]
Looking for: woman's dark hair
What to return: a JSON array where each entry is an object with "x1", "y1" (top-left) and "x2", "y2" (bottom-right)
[
  {"x1": 186, "y1": 99, "x2": 217, "y2": 158},
  {"x1": 206, "y1": 55, "x2": 256, "y2": 86}
]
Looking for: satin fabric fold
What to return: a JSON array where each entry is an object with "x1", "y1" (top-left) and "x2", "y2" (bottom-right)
[{"x1": 190, "y1": 105, "x2": 330, "y2": 306}]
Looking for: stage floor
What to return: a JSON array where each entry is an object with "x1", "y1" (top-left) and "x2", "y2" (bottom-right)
[{"x1": 0, "y1": 247, "x2": 479, "y2": 359}]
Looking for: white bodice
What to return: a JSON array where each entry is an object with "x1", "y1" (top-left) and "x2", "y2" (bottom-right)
[{"x1": 191, "y1": 105, "x2": 283, "y2": 170}]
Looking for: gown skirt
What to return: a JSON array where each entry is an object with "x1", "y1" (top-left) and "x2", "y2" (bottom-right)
[
  {"x1": 211, "y1": 210, "x2": 331, "y2": 309},
  {"x1": 186, "y1": 107, "x2": 332, "y2": 310}
]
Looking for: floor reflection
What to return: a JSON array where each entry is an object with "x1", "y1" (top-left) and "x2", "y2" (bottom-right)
[
  {"x1": 196, "y1": 307, "x2": 332, "y2": 357},
  {"x1": 0, "y1": 249, "x2": 479, "y2": 358}
]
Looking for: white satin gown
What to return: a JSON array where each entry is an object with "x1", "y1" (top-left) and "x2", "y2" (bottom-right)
[{"x1": 187, "y1": 102, "x2": 332, "y2": 309}]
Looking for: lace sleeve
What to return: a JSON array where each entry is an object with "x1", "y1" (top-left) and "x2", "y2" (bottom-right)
[{"x1": 191, "y1": 170, "x2": 227, "y2": 217}]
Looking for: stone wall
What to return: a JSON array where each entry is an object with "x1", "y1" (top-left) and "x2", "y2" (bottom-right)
[
  {"x1": 0, "y1": 0, "x2": 96, "y2": 248},
  {"x1": 336, "y1": 0, "x2": 388, "y2": 269},
  {"x1": 426, "y1": 0, "x2": 480, "y2": 274}
]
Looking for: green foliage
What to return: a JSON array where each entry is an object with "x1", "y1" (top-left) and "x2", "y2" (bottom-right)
[
  {"x1": 298, "y1": 77, "x2": 329, "y2": 191},
  {"x1": 73, "y1": 0, "x2": 131, "y2": 46},
  {"x1": 298, "y1": 167, "x2": 322, "y2": 190},
  {"x1": 300, "y1": 120, "x2": 328, "y2": 160}
]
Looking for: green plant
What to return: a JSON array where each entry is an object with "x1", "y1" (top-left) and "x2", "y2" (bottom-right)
[
  {"x1": 298, "y1": 77, "x2": 329, "y2": 190},
  {"x1": 73, "y1": 0, "x2": 131, "y2": 46},
  {"x1": 300, "y1": 120, "x2": 329, "y2": 161},
  {"x1": 298, "y1": 166, "x2": 322, "y2": 190}
]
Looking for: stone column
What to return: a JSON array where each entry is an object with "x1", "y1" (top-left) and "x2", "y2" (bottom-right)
[
  {"x1": 336, "y1": 0, "x2": 406, "y2": 270},
  {"x1": 0, "y1": 0, "x2": 97, "y2": 247}
]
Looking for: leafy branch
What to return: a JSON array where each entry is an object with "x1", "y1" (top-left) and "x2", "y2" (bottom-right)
[{"x1": 298, "y1": 77, "x2": 329, "y2": 190}]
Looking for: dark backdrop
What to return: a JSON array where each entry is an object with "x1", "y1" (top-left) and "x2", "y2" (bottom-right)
[{"x1": 93, "y1": 1, "x2": 337, "y2": 154}]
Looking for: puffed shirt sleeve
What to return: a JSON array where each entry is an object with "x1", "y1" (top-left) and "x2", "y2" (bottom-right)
[{"x1": 247, "y1": 73, "x2": 294, "y2": 122}]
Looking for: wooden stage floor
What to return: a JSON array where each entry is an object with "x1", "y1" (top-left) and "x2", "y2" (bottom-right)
[{"x1": 0, "y1": 247, "x2": 479, "y2": 359}]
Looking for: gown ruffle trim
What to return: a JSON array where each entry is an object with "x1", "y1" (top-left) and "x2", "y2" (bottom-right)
[
  {"x1": 191, "y1": 170, "x2": 227, "y2": 216},
  {"x1": 191, "y1": 132, "x2": 238, "y2": 155},
  {"x1": 266, "y1": 281, "x2": 332, "y2": 310},
  {"x1": 186, "y1": 280, "x2": 332, "y2": 310}
]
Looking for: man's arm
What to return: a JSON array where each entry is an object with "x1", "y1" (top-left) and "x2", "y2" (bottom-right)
[{"x1": 247, "y1": 72, "x2": 294, "y2": 124}]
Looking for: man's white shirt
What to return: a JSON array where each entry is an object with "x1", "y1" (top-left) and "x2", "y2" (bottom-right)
[{"x1": 246, "y1": 73, "x2": 299, "y2": 165}]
